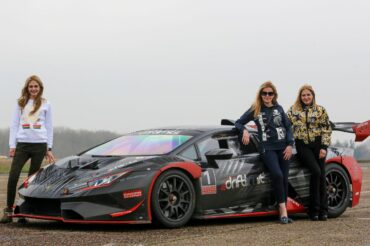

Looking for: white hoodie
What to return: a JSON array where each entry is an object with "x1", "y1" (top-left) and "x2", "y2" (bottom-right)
[{"x1": 9, "y1": 99, "x2": 53, "y2": 149}]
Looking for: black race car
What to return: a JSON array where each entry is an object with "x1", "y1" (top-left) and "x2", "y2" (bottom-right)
[{"x1": 13, "y1": 120, "x2": 369, "y2": 227}]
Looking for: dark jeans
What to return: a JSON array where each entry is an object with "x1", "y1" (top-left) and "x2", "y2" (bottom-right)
[
  {"x1": 6, "y1": 143, "x2": 47, "y2": 208},
  {"x1": 296, "y1": 141, "x2": 328, "y2": 215},
  {"x1": 262, "y1": 149, "x2": 290, "y2": 204}
]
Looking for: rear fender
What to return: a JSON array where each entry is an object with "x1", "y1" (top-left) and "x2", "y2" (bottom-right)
[{"x1": 326, "y1": 156, "x2": 362, "y2": 207}]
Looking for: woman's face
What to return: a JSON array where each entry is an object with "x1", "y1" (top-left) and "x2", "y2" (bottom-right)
[
  {"x1": 301, "y1": 89, "x2": 313, "y2": 106},
  {"x1": 261, "y1": 87, "x2": 275, "y2": 105},
  {"x1": 28, "y1": 80, "x2": 41, "y2": 99}
]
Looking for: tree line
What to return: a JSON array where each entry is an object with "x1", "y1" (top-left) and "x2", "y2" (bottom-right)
[{"x1": 0, "y1": 128, "x2": 120, "y2": 158}]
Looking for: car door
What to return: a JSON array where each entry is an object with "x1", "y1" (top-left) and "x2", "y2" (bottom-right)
[{"x1": 194, "y1": 131, "x2": 274, "y2": 214}]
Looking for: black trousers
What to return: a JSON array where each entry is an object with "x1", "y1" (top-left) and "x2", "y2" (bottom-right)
[
  {"x1": 296, "y1": 141, "x2": 328, "y2": 215},
  {"x1": 6, "y1": 143, "x2": 47, "y2": 208},
  {"x1": 262, "y1": 149, "x2": 290, "y2": 204}
]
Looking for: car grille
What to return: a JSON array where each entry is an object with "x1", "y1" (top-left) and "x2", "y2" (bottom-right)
[{"x1": 17, "y1": 197, "x2": 61, "y2": 217}]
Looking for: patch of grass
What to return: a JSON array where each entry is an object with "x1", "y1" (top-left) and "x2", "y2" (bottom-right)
[{"x1": 0, "y1": 159, "x2": 35, "y2": 174}]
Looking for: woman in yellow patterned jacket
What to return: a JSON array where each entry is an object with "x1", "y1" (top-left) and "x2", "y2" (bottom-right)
[{"x1": 287, "y1": 84, "x2": 332, "y2": 221}]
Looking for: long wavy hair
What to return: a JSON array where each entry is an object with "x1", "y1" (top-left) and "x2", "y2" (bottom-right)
[
  {"x1": 18, "y1": 75, "x2": 44, "y2": 115},
  {"x1": 251, "y1": 81, "x2": 278, "y2": 118},
  {"x1": 292, "y1": 84, "x2": 316, "y2": 111}
]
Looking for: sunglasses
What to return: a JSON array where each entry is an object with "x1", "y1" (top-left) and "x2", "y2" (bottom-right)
[{"x1": 261, "y1": 91, "x2": 274, "y2": 96}]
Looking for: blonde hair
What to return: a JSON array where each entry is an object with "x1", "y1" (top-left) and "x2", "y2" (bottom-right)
[
  {"x1": 251, "y1": 81, "x2": 278, "y2": 118},
  {"x1": 18, "y1": 75, "x2": 44, "y2": 115},
  {"x1": 292, "y1": 84, "x2": 316, "y2": 111}
]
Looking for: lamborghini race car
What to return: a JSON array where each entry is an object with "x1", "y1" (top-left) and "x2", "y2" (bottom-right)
[{"x1": 13, "y1": 120, "x2": 370, "y2": 228}]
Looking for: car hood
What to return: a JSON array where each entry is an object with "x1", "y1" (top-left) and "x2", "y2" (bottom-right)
[{"x1": 22, "y1": 155, "x2": 163, "y2": 198}]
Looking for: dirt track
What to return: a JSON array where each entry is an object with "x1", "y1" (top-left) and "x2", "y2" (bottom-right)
[{"x1": 0, "y1": 163, "x2": 370, "y2": 246}]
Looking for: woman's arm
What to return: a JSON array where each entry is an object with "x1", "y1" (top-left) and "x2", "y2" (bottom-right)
[
  {"x1": 9, "y1": 104, "x2": 20, "y2": 153},
  {"x1": 45, "y1": 102, "x2": 54, "y2": 150},
  {"x1": 45, "y1": 102, "x2": 55, "y2": 163},
  {"x1": 281, "y1": 107, "x2": 294, "y2": 160},
  {"x1": 319, "y1": 106, "x2": 332, "y2": 150},
  {"x1": 235, "y1": 107, "x2": 254, "y2": 132},
  {"x1": 282, "y1": 107, "x2": 294, "y2": 146},
  {"x1": 235, "y1": 108, "x2": 254, "y2": 145}
]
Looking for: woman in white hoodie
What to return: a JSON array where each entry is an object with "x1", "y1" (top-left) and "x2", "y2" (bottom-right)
[{"x1": 1, "y1": 75, "x2": 55, "y2": 223}]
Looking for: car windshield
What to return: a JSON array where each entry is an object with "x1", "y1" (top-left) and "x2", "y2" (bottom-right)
[{"x1": 84, "y1": 134, "x2": 192, "y2": 156}]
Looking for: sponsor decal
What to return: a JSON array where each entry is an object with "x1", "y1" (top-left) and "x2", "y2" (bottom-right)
[
  {"x1": 136, "y1": 130, "x2": 181, "y2": 135},
  {"x1": 201, "y1": 185, "x2": 217, "y2": 195},
  {"x1": 201, "y1": 170, "x2": 217, "y2": 195},
  {"x1": 224, "y1": 175, "x2": 248, "y2": 190},
  {"x1": 256, "y1": 172, "x2": 267, "y2": 184},
  {"x1": 221, "y1": 172, "x2": 267, "y2": 191},
  {"x1": 123, "y1": 190, "x2": 143, "y2": 199}
]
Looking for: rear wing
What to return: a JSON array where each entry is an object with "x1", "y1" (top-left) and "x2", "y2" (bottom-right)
[
  {"x1": 332, "y1": 121, "x2": 370, "y2": 142},
  {"x1": 222, "y1": 119, "x2": 370, "y2": 142}
]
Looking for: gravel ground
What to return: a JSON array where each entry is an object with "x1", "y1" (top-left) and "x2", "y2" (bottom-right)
[{"x1": 0, "y1": 163, "x2": 369, "y2": 246}]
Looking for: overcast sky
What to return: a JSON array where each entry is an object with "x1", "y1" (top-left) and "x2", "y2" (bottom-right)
[{"x1": 0, "y1": 0, "x2": 369, "y2": 136}]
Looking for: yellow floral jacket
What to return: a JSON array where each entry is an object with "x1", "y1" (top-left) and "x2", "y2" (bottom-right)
[{"x1": 287, "y1": 104, "x2": 332, "y2": 149}]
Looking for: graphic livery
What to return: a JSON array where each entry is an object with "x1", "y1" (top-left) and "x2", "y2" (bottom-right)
[{"x1": 12, "y1": 121, "x2": 368, "y2": 228}]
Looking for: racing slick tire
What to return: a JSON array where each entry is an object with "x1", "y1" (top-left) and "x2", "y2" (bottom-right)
[
  {"x1": 151, "y1": 169, "x2": 196, "y2": 228},
  {"x1": 326, "y1": 163, "x2": 351, "y2": 218}
]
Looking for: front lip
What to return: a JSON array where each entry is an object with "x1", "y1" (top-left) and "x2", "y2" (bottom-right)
[{"x1": 12, "y1": 214, "x2": 149, "y2": 224}]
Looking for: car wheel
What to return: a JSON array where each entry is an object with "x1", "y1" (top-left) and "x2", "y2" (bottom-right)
[
  {"x1": 326, "y1": 163, "x2": 351, "y2": 218},
  {"x1": 151, "y1": 170, "x2": 195, "y2": 228}
]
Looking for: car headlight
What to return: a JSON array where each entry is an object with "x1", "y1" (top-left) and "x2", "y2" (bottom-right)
[
  {"x1": 64, "y1": 170, "x2": 131, "y2": 194},
  {"x1": 87, "y1": 172, "x2": 126, "y2": 188}
]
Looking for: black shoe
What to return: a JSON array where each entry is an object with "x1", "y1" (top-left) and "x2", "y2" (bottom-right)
[
  {"x1": 310, "y1": 215, "x2": 319, "y2": 221},
  {"x1": 0, "y1": 208, "x2": 13, "y2": 224},
  {"x1": 319, "y1": 214, "x2": 328, "y2": 221},
  {"x1": 17, "y1": 217, "x2": 28, "y2": 224},
  {"x1": 308, "y1": 211, "x2": 319, "y2": 221},
  {"x1": 279, "y1": 216, "x2": 293, "y2": 224}
]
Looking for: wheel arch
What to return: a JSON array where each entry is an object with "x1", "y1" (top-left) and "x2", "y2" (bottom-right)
[
  {"x1": 147, "y1": 162, "x2": 202, "y2": 222},
  {"x1": 326, "y1": 160, "x2": 352, "y2": 184},
  {"x1": 326, "y1": 156, "x2": 363, "y2": 207}
]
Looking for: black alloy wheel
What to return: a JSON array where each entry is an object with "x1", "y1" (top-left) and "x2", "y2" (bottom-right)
[
  {"x1": 151, "y1": 170, "x2": 195, "y2": 228},
  {"x1": 326, "y1": 163, "x2": 351, "y2": 218}
]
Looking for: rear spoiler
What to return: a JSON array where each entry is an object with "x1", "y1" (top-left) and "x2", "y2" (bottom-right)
[
  {"x1": 221, "y1": 119, "x2": 235, "y2": 126},
  {"x1": 331, "y1": 121, "x2": 370, "y2": 141},
  {"x1": 222, "y1": 119, "x2": 370, "y2": 142}
]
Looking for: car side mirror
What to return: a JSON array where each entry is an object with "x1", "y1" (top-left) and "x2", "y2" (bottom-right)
[{"x1": 204, "y1": 148, "x2": 234, "y2": 168}]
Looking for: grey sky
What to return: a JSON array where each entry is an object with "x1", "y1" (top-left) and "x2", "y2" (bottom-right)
[{"x1": 1, "y1": 0, "x2": 369, "y2": 136}]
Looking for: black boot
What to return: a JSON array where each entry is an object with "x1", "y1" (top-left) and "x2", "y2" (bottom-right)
[
  {"x1": 319, "y1": 213, "x2": 328, "y2": 221},
  {"x1": 0, "y1": 207, "x2": 13, "y2": 223}
]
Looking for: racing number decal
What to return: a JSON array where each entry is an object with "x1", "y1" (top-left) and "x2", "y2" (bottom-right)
[{"x1": 201, "y1": 169, "x2": 217, "y2": 195}]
